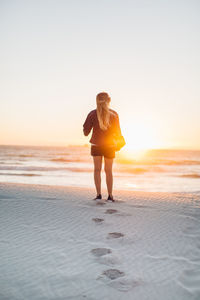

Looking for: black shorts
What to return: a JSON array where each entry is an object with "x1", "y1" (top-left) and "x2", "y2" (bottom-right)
[{"x1": 91, "y1": 145, "x2": 115, "y2": 159}]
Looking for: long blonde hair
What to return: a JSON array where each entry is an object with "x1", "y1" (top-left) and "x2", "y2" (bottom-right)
[{"x1": 96, "y1": 92, "x2": 111, "y2": 130}]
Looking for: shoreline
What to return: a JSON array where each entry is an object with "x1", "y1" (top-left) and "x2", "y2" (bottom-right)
[{"x1": 1, "y1": 181, "x2": 199, "y2": 197}]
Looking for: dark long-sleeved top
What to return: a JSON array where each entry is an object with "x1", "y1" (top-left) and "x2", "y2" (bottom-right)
[{"x1": 83, "y1": 109, "x2": 122, "y2": 146}]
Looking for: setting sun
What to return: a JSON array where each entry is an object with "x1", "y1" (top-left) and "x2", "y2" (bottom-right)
[{"x1": 122, "y1": 121, "x2": 163, "y2": 152}]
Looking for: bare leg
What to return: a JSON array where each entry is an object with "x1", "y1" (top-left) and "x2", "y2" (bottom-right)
[
  {"x1": 93, "y1": 156, "x2": 102, "y2": 195},
  {"x1": 104, "y1": 158, "x2": 113, "y2": 197}
]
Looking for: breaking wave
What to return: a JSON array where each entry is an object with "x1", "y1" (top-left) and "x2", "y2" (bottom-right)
[
  {"x1": 0, "y1": 173, "x2": 41, "y2": 177},
  {"x1": 179, "y1": 173, "x2": 200, "y2": 179}
]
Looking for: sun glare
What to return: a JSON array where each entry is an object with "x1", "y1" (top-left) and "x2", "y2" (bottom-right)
[{"x1": 121, "y1": 121, "x2": 163, "y2": 159}]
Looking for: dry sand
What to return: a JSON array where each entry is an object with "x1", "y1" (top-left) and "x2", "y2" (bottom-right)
[{"x1": 0, "y1": 182, "x2": 200, "y2": 300}]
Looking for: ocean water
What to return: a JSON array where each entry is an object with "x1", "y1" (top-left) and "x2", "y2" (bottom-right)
[{"x1": 0, "y1": 145, "x2": 200, "y2": 193}]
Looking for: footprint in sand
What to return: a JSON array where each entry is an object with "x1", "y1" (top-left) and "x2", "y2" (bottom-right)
[
  {"x1": 99, "y1": 269, "x2": 143, "y2": 291},
  {"x1": 107, "y1": 232, "x2": 124, "y2": 239},
  {"x1": 109, "y1": 277, "x2": 143, "y2": 291},
  {"x1": 102, "y1": 269, "x2": 125, "y2": 280},
  {"x1": 105, "y1": 209, "x2": 118, "y2": 214},
  {"x1": 96, "y1": 201, "x2": 106, "y2": 206},
  {"x1": 92, "y1": 218, "x2": 104, "y2": 224},
  {"x1": 91, "y1": 248, "x2": 112, "y2": 257}
]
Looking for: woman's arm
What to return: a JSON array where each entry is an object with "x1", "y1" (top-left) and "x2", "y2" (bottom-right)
[
  {"x1": 114, "y1": 113, "x2": 122, "y2": 138},
  {"x1": 113, "y1": 113, "x2": 126, "y2": 150},
  {"x1": 83, "y1": 111, "x2": 93, "y2": 136}
]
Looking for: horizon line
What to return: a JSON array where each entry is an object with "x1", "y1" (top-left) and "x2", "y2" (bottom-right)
[{"x1": 0, "y1": 143, "x2": 200, "y2": 151}]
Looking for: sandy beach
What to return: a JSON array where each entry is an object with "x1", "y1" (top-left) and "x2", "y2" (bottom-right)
[{"x1": 0, "y1": 182, "x2": 200, "y2": 300}]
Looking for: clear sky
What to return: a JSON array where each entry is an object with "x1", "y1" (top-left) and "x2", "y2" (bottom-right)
[{"x1": 0, "y1": 0, "x2": 200, "y2": 150}]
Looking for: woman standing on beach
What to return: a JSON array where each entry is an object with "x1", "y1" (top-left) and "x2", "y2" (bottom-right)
[{"x1": 83, "y1": 92, "x2": 125, "y2": 202}]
